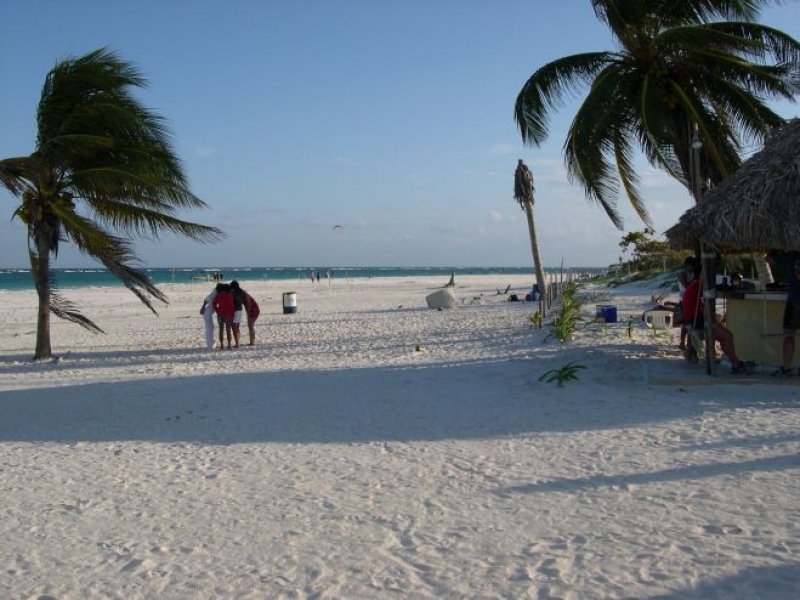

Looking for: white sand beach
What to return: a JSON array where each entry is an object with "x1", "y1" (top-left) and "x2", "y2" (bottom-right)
[{"x1": 1, "y1": 274, "x2": 799, "y2": 599}]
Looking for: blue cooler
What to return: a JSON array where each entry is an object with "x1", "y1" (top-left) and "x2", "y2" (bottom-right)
[{"x1": 596, "y1": 304, "x2": 617, "y2": 323}]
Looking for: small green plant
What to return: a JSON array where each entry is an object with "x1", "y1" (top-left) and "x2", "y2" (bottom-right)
[
  {"x1": 529, "y1": 311, "x2": 542, "y2": 328},
  {"x1": 539, "y1": 361, "x2": 586, "y2": 387},
  {"x1": 547, "y1": 282, "x2": 582, "y2": 342}
]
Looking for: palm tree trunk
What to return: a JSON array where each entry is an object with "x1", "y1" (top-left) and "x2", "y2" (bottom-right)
[
  {"x1": 32, "y1": 228, "x2": 52, "y2": 360},
  {"x1": 524, "y1": 200, "x2": 546, "y2": 312}
]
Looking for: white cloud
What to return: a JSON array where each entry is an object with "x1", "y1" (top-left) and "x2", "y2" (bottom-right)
[
  {"x1": 195, "y1": 144, "x2": 219, "y2": 157},
  {"x1": 489, "y1": 210, "x2": 503, "y2": 222},
  {"x1": 529, "y1": 158, "x2": 569, "y2": 183},
  {"x1": 638, "y1": 166, "x2": 678, "y2": 188},
  {"x1": 489, "y1": 143, "x2": 515, "y2": 155}
]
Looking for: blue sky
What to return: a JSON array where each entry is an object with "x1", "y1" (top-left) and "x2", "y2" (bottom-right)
[{"x1": 1, "y1": 1, "x2": 798, "y2": 269}]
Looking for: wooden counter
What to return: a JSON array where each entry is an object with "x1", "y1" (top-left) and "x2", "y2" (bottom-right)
[{"x1": 718, "y1": 291, "x2": 794, "y2": 367}]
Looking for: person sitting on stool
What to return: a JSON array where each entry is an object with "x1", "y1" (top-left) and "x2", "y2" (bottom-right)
[{"x1": 682, "y1": 256, "x2": 749, "y2": 374}]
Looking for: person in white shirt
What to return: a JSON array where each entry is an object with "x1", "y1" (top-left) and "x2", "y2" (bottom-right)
[{"x1": 199, "y1": 286, "x2": 218, "y2": 350}]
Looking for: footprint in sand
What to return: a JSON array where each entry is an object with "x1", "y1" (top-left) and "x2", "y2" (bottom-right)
[
  {"x1": 701, "y1": 524, "x2": 744, "y2": 536},
  {"x1": 97, "y1": 541, "x2": 131, "y2": 558}
]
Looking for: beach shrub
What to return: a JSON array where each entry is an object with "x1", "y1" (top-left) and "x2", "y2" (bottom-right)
[
  {"x1": 547, "y1": 282, "x2": 582, "y2": 342},
  {"x1": 539, "y1": 362, "x2": 586, "y2": 387}
]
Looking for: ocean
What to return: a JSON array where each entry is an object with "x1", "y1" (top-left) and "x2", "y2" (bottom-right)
[{"x1": 0, "y1": 266, "x2": 604, "y2": 292}]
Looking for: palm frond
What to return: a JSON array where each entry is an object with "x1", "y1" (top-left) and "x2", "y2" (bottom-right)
[
  {"x1": 81, "y1": 198, "x2": 224, "y2": 242},
  {"x1": 514, "y1": 52, "x2": 617, "y2": 145},
  {"x1": 669, "y1": 81, "x2": 740, "y2": 180},
  {"x1": 699, "y1": 75, "x2": 786, "y2": 143},
  {"x1": 35, "y1": 48, "x2": 217, "y2": 222},
  {"x1": 37, "y1": 48, "x2": 147, "y2": 146},
  {"x1": 613, "y1": 130, "x2": 652, "y2": 227},
  {"x1": 49, "y1": 288, "x2": 104, "y2": 333},
  {"x1": 27, "y1": 248, "x2": 103, "y2": 333},
  {"x1": 52, "y1": 207, "x2": 168, "y2": 313},
  {"x1": 0, "y1": 157, "x2": 35, "y2": 196},
  {"x1": 71, "y1": 164, "x2": 210, "y2": 211},
  {"x1": 707, "y1": 21, "x2": 800, "y2": 65},
  {"x1": 658, "y1": 0, "x2": 763, "y2": 23},
  {"x1": 563, "y1": 65, "x2": 628, "y2": 228}
]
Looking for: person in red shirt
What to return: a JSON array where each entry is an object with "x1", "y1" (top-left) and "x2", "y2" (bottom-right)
[
  {"x1": 243, "y1": 292, "x2": 260, "y2": 346},
  {"x1": 682, "y1": 256, "x2": 748, "y2": 373},
  {"x1": 212, "y1": 283, "x2": 235, "y2": 350}
]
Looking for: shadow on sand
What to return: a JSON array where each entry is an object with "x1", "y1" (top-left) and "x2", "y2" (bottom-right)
[
  {"x1": 644, "y1": 562, "x2": 800, "y2": 599},
  {"x1": 495, "y1": 451, "x2": 800, "y2": 496},
  {"x1": 1, "y1": 358, "x2": 797, "y2": 445}
]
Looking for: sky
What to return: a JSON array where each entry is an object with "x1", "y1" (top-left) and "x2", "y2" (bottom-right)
[{"x1": 1, "y1": 1, "x2": 799, "y2": 269}]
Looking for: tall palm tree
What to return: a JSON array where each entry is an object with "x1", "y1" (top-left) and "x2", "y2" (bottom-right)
[
  {"x1": 514, "y1": 0, "x2": 800, "y2": 229},
  {"x1": 514, "y1": 159, "x2": 547, "y2": 308},
  {"x1": 0, "y1": 48, "x2": 224, "y2": 360}
]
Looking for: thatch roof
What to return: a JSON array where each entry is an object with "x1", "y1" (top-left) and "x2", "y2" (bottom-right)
[{"x1": 665, "y1": 119, "x2": 800, "y2": 253}]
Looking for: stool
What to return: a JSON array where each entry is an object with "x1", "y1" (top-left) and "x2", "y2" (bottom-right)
[{"x1": 644, "y1": 310, "x2": 674, "y2": 330}]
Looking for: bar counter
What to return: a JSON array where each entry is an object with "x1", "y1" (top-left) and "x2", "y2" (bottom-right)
[{"x1": 718, "y1": 289, "x2": 793, "y2": 367}]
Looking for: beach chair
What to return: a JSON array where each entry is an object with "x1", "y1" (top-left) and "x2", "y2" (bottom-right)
[{"x1": 643, "y1": 309, "x2": 674, "y2": 330}]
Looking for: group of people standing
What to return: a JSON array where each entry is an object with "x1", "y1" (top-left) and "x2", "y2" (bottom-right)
[{"x1": 200, "y1": 281, "x2": 260, "y2": 350}]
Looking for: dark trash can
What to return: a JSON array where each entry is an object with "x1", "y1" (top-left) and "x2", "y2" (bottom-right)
[{"x1": 282, "y1": 292, "x2": 297, "y2": 314}]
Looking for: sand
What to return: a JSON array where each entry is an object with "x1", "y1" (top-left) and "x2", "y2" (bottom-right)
[{"x1": 1, "y1": 274, "x2": 799, "y2": 599}]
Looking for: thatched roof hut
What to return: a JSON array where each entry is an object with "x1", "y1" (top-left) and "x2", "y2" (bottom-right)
[{"x1": 665, "y1": 119, "x2": 800, "y2": 253}]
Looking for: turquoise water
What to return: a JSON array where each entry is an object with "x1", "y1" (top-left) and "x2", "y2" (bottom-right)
[{"x1": 0, "y1": 266, "x2": 605, "y2": 292}]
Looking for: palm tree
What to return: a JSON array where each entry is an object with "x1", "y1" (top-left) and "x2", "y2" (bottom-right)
[
  {"x1": 514, "y1": 0, "x2": 800, "y2": 229},
  {"x1": 514, "y1": 159, "x2": 547, "y2": 310},
  {"x1": 0, "y1": 48, "x2": 224, "y2": 360}
]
